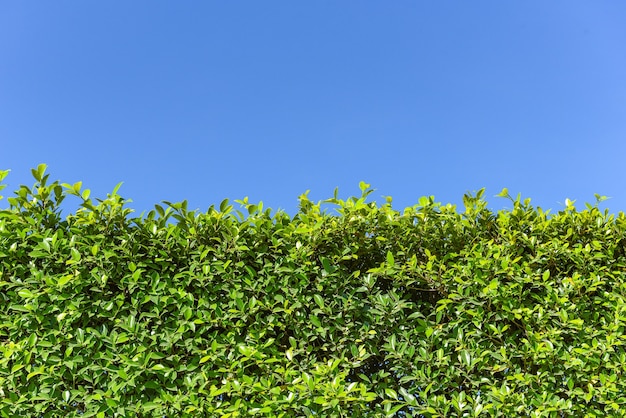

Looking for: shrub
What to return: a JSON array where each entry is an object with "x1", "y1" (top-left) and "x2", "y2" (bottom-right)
[{"x1": 1, "y1": 165, "x2": 625, "y2": 417}]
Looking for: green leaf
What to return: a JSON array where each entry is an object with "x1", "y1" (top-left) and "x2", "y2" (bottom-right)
[
  {"x1": 386, "y1": 251, "x2": 395, "y2": 266},
  {"x1": 313, "y1": 294, "x2": 324, "y2": 309},
  {"x1": 594, "y1": 193, "x2": 609, "y2": 203},
  {"x1": 321, "y1": 257, "x2": 334, "y2": 274},
  {"x1": 111, "y1": 181, "x2": 123, "y2": 196},
  {"x1": 390, "y1": 334, "x2": 397, "y2": 351},
  {"x1": 385, "y1": 388, "x2": 398, "y2": 400},
  {"x1": 118, "y1": 368, "x2": 129, "y2": 380},
  {"x1": 496, "y1": 187, "x2": 509, "y2": 198},
  {"x1": 249, "y1": 406, "x2": 273, "y2": 414},
  {"x1": 57, "y1": 274, "x2": 74, "y2": 287},
  {"x1": 310, "y1": 315, "x2": 321, "y2": 328},
  {"x1": 40, "y1": 239, "x2": 50, "y2": 252},
  {"x1": 154, "y1": 203, "x2": 165, "y2": 217},
  {"x1": 459, "y1": 350, "x2": 472, "y2": 368},
  {"x1": 18, "y1": 289, "x2": 36, "y2": 299},
  {"x1": 32, "y1": 163, "x2": 47, "y2": 182},
  {"x1": 70, "y1": 248, "x2": 81, "y2": 262},
  {"x1": 72, "y1": 181, "x2": 82, "y2": 195},
  {"x1": 0, "y1": 168, "x2": 9, "y2": 182},
  {"x1": 11, "y1": 364, "x2": 25, "y2": 373},
  {"x1": 27, "y1": 366, "x2": 45, "y2": 381},
  {"x1": 28, "y1": 333, "x2": 38, "y2": 347},
  {"x1": 141, "y1": 402, "x2": 161, "y2": 412}
]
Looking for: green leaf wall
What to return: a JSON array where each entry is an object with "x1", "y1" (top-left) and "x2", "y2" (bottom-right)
[{"x1": 1, "y1": 167, "x2": 625, "y2": 417}]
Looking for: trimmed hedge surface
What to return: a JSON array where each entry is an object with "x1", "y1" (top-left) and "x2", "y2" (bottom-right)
[{"x1": 1, "y1": 166, "x2": 626, "y2": 417}]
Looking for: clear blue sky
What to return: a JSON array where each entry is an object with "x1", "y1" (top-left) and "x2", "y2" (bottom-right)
[{"x1": 2, "y1": 2, "x2": 625, "y2": 216}]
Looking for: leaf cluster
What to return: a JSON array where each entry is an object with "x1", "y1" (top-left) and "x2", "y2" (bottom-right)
[{"x1": 1, "y1": 168, "x2": 626, "y2": 417}]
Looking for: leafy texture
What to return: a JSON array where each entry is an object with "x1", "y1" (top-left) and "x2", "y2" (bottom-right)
[{"x1": 1, "y1": 167, "x2": 626, "y2": 417}]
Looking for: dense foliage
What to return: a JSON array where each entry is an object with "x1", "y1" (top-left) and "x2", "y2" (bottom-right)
[{"x1": 1, "y1": 165, "x2": 626, "y2": 417}]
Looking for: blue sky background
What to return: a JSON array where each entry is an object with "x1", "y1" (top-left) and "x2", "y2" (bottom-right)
[{"x1": 1, "y1": 2, "x2": 625, "y2": 217}]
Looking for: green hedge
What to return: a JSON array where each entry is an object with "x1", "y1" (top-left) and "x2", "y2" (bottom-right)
[{"x1": 1, "y1": 165, "x2": 626, "y2": 417}]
